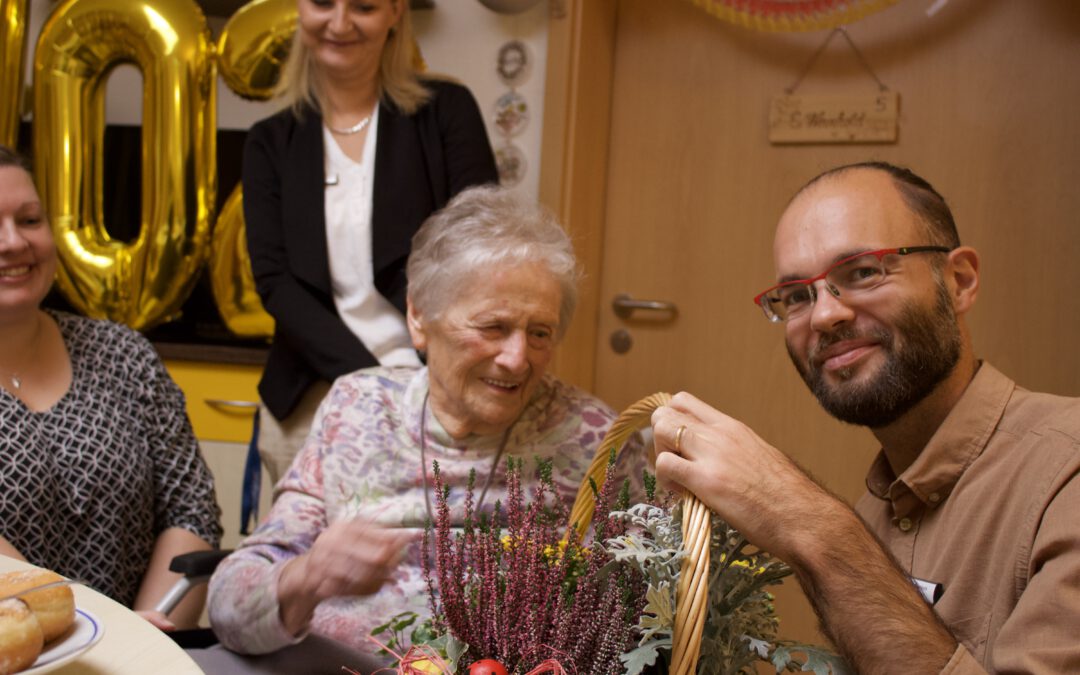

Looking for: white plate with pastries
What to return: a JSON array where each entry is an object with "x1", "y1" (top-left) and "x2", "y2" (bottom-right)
[{"x1": 23, "y1": 608, "x2": 104, "y2": 674}]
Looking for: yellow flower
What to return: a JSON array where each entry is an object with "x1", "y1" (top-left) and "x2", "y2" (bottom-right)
[{"x1": 410, "y1": 659, "x2": 443, "y2": 674}]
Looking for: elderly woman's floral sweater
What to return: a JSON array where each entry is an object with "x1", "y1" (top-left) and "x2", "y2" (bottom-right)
[{"x1": 208, "y1": 366, "x2": 644, "y2": 657}]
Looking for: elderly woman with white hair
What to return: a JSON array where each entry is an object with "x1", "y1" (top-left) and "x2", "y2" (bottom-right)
[{"x1": 207, "y1": 186, "x2": 644, "y2": 661}]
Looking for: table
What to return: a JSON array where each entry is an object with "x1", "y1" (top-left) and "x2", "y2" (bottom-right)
[{"x1": 0, "y1": 555, "x2": 203, "y2": 674}]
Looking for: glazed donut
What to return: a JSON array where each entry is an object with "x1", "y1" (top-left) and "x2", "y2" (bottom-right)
[
  {"x1": 0, "y1": 598, "x2": 42, "y2": 675},
  {"x1": 0, "y1": 571, "x2": 75, "y2": 643}
]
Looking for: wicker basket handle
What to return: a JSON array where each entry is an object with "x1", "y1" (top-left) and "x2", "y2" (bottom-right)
[{"x1": 565, "y1": 392, "x2": 708, "y2": 675}]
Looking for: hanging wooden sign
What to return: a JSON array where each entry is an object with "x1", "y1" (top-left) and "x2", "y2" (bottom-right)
[{"x1": 768, "y1": 92, "x2": 899, "y2": 144}]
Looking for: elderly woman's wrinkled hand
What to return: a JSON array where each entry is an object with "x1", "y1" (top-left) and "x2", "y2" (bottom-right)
[{"x1": 277, "y1": 520, "x2": 416, "y2": 635}]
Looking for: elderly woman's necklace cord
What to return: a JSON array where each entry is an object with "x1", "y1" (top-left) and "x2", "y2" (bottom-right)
[
  {"x1": 327, "y1": 114, "x2": 372, "y2": 135},
  {"x1": 419, "y1": 390, "x2": 514, "y2": 523}
]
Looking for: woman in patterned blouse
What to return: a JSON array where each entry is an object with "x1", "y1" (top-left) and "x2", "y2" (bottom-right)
[
  {"x1": 0, "y1": 145, "x2": 223, "y2": 629},
  {"x1": 207, "y1": 185, "x2": 645, "y2": 659}
]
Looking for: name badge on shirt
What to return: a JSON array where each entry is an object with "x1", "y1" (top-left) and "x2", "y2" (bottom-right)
[{"x1": 911, "y1": 576, "x2": 944, "y2": 605}]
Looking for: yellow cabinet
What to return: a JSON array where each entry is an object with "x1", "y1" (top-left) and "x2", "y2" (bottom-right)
[{"x1": 165, "y1": 360, "x2": 262, "y2": 443}]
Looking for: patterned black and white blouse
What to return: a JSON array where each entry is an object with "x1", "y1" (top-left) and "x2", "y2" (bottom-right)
[{"x1": 0, "y1": 311, "x2": 223, "y2": 606}]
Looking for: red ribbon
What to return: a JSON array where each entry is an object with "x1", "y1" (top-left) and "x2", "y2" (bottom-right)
[
  {"x1": 363, "y1": 636, "x2": 454, "y2": 675},
  {"x1": 523, "y1": 659, "x2": 570, "y2": 675}
]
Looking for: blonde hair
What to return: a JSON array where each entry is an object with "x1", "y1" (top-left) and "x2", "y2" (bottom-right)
[{"x1": 277, "y1": 0, "x2": 431, "y2": 117}]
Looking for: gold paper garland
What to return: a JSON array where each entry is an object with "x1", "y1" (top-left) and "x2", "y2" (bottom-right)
[{"x1": 685, "y1": 0, "x2": 900, "y2": 32}]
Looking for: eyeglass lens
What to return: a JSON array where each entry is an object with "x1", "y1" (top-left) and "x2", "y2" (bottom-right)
[{"x1": 766, "y1": 252, "x2": 890, "y2": 320}]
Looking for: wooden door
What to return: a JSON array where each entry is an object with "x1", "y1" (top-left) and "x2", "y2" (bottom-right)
[{"x1": 542, "y1": 0, "x2": 1080, "y2": 647}]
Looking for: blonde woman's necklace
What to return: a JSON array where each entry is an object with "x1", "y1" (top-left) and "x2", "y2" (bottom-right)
[{"x1": 326, "y1": 114, "x2": 372, "y2": 135}]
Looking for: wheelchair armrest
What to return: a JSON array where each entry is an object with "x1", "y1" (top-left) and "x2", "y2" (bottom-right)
[
  {"x1": 155, "y1": 549, "x2": 233, "y2": 616},
  {"x1": 168, "y1": 549, "x2": 233, "y2": 576}
]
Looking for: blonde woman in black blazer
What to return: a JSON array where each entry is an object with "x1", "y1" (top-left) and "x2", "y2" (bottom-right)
[{"x1": 243, "y1": 0, "x2": 497, "y2": 482}]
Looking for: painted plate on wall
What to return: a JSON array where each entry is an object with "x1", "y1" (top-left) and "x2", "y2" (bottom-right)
[{"x1": 493, "y1": 92, "x2": 529, "y2": 138}]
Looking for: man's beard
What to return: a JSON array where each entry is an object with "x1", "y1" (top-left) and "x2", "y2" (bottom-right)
[{"x1": 787, "y1": 281, "x2": 962, "y2": 428}]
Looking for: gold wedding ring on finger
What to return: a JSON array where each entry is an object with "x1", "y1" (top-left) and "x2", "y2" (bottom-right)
[{"x1": 674, "y1": 425, "x2": 687, "y2": 454}]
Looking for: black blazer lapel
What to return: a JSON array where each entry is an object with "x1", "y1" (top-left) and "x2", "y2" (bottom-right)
[
  {"x1": 282, "y1": 110, "x2": 333, "y2": 295},
  {"x1": 371, "y1": 100, "x2": 438, "y2": 286}
]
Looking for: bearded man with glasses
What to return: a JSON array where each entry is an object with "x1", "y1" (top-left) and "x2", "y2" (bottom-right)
[{"x1": 652, "y1": 162, "x2": 1080, "y2": 674}]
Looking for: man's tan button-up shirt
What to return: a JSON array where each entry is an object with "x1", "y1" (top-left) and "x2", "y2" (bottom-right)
[{"x1": 856, "y1": 363, "x2": 1080, "y2": 673}]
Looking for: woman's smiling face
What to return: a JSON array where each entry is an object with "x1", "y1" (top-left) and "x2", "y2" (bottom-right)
[
  {"x1": 0, "y1": 165, "x2": 55, "y2": 321},
  {"x1": 408, "y1": 262, "x2": 562, "y2": 439},
  {"x1": 297, "y1": 0, "x2": 401, "y2": 79}
]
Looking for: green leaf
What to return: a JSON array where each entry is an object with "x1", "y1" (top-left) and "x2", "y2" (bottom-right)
[
  {"x1": 643, "y1": 471, "x2": 657, "y2": 502},
  {"x1": 771, "y1": 645, "x2": 794, "y2": 671},
  {"x1": 446, "y1": 634, "x2": 469, "y2": 666},
  {"x1": 798, "y1": 645, "x2": 853, "y2": 675},
  {"x1": 619, "y1": 638, "x2": 670, "y2": 675},
  {"x1": 637, "y1": 582, "x2": 675, "y2": 641},
  {"x1": 743, "y1": 635, "x2": 770, "y2": 659},
  {"x1": 391, "y1": 614, "x2": 417, "y2": 632},
  {"x1": 370, "y1": 619, "x2": 394, "y2": 636},
  {"x1": 412, "y1": 622, "x2": 439, "y2": 645}
]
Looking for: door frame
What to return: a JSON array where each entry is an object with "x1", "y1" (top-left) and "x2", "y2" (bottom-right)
[{"x1": 538, "y1": 0, "x2": 617, "y2": 392}]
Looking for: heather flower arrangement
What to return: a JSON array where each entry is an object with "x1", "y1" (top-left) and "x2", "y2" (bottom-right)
[
  {"x1": 372, "y1": 452, "x2": 848, "y2": 675},
  {"x1": 416, "y1": 454, "x2": 646, "y2": 674}
]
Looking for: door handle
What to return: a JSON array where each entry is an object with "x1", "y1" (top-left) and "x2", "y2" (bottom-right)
[{"x1": 612, "y1": 293, "x2": 678, "y2": 320}]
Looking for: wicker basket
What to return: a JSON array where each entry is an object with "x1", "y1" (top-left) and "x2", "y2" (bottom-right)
[{"x1": 565, "y1": 393, "x2": 710, "y2": 675}]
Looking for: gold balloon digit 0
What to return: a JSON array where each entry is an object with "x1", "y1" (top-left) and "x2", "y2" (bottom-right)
[
  {"x1": 33, "y1": 0, "x2": 216, "y2": 330},
  {"x1": 0, "y1": 0, "x2": 29, "y2": 147},
  {"x1": 209, "y1": 0, "x2": 296, "y2": 339}
]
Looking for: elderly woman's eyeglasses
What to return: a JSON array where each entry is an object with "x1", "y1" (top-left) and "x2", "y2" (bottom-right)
[{"x1": 753, "y1": 246, "x2": 954, "y2": 323}]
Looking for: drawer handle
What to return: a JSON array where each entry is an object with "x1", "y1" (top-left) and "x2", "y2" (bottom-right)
[{"x1": 204, "y1": 399, "x2": 259, "y2": 413}]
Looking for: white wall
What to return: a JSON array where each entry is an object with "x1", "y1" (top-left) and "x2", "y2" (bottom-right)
[
  {"x1": 22, "y1": 0, "x2": 548, "y2": 200},
  {"x1": 413, "y1": 0, "x2": 548, "y2": 199}
]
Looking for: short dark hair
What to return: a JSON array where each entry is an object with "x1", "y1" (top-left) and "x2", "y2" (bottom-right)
[
  {"x1": 0, "y1": 144, "x2": 31, "y2": 173},
  {"x1": 799, "y1": 161, "x2": 961, "y2": 249}
]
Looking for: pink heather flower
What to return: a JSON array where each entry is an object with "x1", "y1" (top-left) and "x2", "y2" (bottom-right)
[{"x1": 425, "y1": 456, "x2": 643, "y2": 673}]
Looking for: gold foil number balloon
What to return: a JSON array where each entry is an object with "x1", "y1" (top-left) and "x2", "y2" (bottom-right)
[
  {"x1": 210, "y1": 186, "x2": 273, "y2": 338},
  {"x1": 0, "y1": 0, "x2": 28, "y2": 147},
  {"x1": 217, "y1": 0, "x2": 296, "y2": 100},
  {"x1": 32, "y1": 0, "x2": 216, "y2": 330},
  {"x1": 207, "y1": 0, "x2": 296, "y2": 339}
]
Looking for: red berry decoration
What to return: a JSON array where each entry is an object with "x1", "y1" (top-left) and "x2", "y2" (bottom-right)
[{"x1": 468, "y1": 659, "x2": 509, "y2": 675}]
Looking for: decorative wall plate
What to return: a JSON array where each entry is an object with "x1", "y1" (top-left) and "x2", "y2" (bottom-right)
[
  {"x1": 496, "y1": 40, "x2": 531, "y2": 88},
  {"x1": 495, "y1": 143, "x2": 527, "y2": 186},
  {"x1": 493, "y1": 91, "x2": 529, "y2": 138}
]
